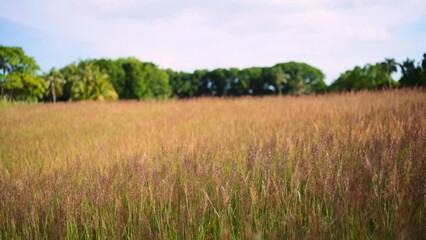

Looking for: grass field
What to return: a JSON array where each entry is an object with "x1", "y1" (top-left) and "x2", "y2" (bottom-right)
[{"x1": 0, "y1": 89, "x2": 425, "y2": 239}]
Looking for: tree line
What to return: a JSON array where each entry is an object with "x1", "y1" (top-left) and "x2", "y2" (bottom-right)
[{"x1": 1, "y1": 45, "x2": 425, "y2": 102}]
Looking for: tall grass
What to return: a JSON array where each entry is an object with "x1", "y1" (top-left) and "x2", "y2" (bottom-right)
[{"x1": 0, "y1": 89, "x2": 425, "y2": 239}]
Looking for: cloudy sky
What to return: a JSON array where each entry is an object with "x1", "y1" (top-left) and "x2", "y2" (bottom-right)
[{"x1": 1, "y1": 0, "x2": 425, "y2": 83}]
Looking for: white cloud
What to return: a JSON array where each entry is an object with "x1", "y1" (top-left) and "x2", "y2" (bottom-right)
[{"x1": 1, "y1": 0, "x2": 425, "y2": 82}]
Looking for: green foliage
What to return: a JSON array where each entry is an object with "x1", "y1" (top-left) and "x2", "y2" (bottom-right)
[
  {"x1": 88, "y1": 58, "x2": 171, "y2": 100},
  {"x1": 168, "y1": 70, "x2": 199, "y2": 98},
  {"x1": 239, "y1": 67, "x2": 262, "y2": 95},
  {"x1": 1, "y1": 46, "x2": 328, "y2": 100},
  {"x1": 226, "y1": 68, "x2": 242, "y2": 96},
  {"x1": 88, "y1": 59, "x2": 126, "y2": 96},
  {"x1": 168, "y1": 63, "x2": 326, "y2": 97},
  {"x1": 399, "y1": 54, "x2": 426, "y2": 87},
  {"x1": 57, "y1": 58, "x2": 171, "y2": 101},
  {"x1": 330, "y1": 60, "x2": 398, "y2": 91},
  {"x1": 3, "y1": 45, "x2": 425, "y2": 101},
  {"x1": 275, "y1": 62, "x2": 327, "y2": 95},
  {"x1": 61, "y1": 62, "x2": 118, "y2": 101},
  {"x1": 0, "y1": 45, "x2": 46, "y2": 102},
  {"x1": 44, "y1": 68, "x2": 65, "y2": 103},
  {"x1": 201, "y1": 68, "x2": 229, "y2": 96},
  {"x1": 272, "y1": 66, "x2": 288, "y2": 95}
]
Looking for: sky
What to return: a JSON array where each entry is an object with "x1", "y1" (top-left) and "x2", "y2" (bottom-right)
[{"x1": 1, "y1": 0, "x2": 425, "y2": 83}]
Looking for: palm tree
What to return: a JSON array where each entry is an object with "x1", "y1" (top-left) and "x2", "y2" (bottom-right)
[
  {"x1": 273, "y1": 67, "x2": 288, "y2": 95},
  {"x1": 380, "y1": 58, "x2": 397, "y2": 88},
  {"x1": 70, "y1": 62, "x2": 117, "y2": 101},
  {"x1": 89, "y1": 67, "x2": 118, "y2": 100},
  {"x1": 44, "y1": 68, "x2": 65, "y2": 103}
]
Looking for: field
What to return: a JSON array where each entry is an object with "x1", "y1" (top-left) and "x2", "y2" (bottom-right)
[{"x1": 0, "y1": 90, "x2": 425, "y2": 239}]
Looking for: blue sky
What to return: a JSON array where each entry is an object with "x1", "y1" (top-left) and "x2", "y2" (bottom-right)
[{"x1": 1, "y1": 0, "x2": 425, "y2": 83}]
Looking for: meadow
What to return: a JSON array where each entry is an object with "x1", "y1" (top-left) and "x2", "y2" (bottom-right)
[{"x1": 0, "y1": 89, "x2": 425, "y2": 239}]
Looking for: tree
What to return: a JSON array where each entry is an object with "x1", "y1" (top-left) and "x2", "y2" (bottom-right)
[
  {"x1": 259, "y1": 67, "x2": 278, "y2": 95},
  {"x1": 90, "y1": 59, "x2": 126, "y2": 96},
  {"x1": 380, "y1": 58, "x2": 398, "y2": 88},
  {"x1": 226, "y1": 68, "x2": 242, "y2": 96},
  {"x1": 59, "y1": 58, "x2": 329, "y2": 99},
  {"x1": 242, "y1": 67, "x2": 263, "y2": 95},
  {"x1": 202, "y1": 69, "x2": 228, "y2": 96},
  {"x1": 91, "y1": 58, "x2": 171, "y2": 99},
  {"x1": 274, "y1": 67, "x2": 286, "y2": 95},
  {"x1": 275, "y1": 62, "x2": 326, "y2": 95},
  {"x1": 398, "y1": 55, "x2": 426, "y2": 87},
  {"x1": 288, "y1": 74, "x2": 305, "y2": 96},
  {"x1": 167, "y1": 70, "x2": 198, "y2": 98},
  {"x1": 254, "y1": 67, "x2": 289, "y2": 95},
  {"x1": 44, "y1": 68, "x2": 65, "y2": 103},
  {"x1": 63, "y1": 62, "x2": 118, "y2": 101},
  {"x1": 142, "y1": 63, "x2": 171, "y2": 99},
  {"x1": 0, "y1": 45, "x2": 46, "y2": 101},
  {"x1": 422, "y1": 54, "x2": 426, "y2": 70},
  {"x1": 193, "y1": 70, "x2": 207, "y2": 96},
  {"x1": 330, "y1": 60, "x2": 398, "y2": 92}
]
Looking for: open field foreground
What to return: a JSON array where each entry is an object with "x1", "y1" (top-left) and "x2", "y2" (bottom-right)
[{"x1": 0, "y1": 90, "x2": 425, "y2": 239}]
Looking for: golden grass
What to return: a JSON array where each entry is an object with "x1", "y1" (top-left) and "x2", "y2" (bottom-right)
[{"x1": 0, "y1": 89, "x2": 425, "y2": 239}]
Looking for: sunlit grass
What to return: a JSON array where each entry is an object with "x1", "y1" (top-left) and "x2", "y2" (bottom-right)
[{"x1": 0, "y1": 89, "x2": 425, "y2": 239}]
